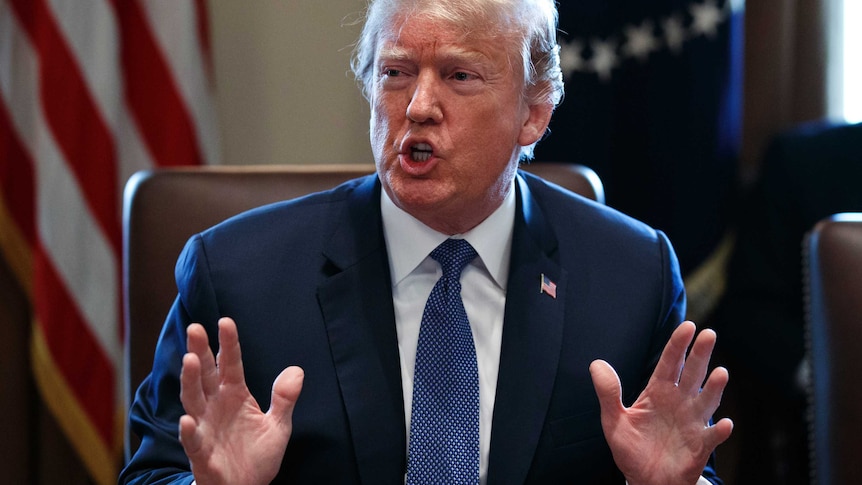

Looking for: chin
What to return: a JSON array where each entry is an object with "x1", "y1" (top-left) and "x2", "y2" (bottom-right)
[{"x1": 392, "y1": 181, "x2": 453, "y2": 211}]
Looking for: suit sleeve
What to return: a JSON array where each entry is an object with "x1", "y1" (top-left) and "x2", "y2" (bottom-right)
[
  {"x1": 655, "y1": 230, "x2": 724, "y2": 485},
  {"x1": 648, "y1": 229, "x2": 687, "y2": 376},
  {"x1": 119, "y1": 235, "x2": 219, "y2": 485}
]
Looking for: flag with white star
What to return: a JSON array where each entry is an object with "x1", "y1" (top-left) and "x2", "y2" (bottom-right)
[{"x1": 535, "y1": 0, "x2": 743, "y2": 281}]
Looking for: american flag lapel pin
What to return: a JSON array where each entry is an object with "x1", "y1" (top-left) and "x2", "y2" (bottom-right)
[{"x1": 540, "y1": 274, "x2": 557, "y2": 299}]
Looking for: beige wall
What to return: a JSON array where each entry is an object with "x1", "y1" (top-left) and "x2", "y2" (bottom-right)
[{"x1": 210, "y1": 1, "x2": 373, "y2": 166}]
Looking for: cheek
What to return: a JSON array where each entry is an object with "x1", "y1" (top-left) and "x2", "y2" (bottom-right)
[{"x1": 369, "y1": 106, "x2": 390, "y2": 158}]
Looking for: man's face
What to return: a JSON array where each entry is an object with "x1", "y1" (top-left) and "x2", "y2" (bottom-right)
[{"x1": 369, "y1": 13, "x2": 551, "y2": 235}]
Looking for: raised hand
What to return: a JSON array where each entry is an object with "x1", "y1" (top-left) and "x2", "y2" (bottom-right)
[
  {"x1": 590, "y1": 321, "x2": 733, "y2": 485},
  {"x1": 179, "y1": 317, "x2": 304, "y2": 485}
]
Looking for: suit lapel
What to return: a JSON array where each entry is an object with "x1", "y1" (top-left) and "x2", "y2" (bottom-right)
[
  {"x1": 488, "y1": 173, "x2": 568, "y2": 484},
  {"x1": 316, "y1": 174, "x2": 569, "y2": 483},
  {"x1": 318, "y1": 176, "x2": 406, "y2": 484}
]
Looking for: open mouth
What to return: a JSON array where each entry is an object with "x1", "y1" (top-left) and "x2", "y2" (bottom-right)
[{"x1": 410, "y1": 143, "x2": 433, "y2": 162}]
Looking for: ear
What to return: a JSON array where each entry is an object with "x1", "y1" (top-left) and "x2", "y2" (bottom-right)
[{"x1": 518, "y1": 101, "x2": 554, "y2": 147}]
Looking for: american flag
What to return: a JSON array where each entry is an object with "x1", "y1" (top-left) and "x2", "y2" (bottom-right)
[
  {"x1": 0, "y1": 1, "x2": 218, "y2": 483},
  {"x1": 540, "y1": 273, "x2": 557, "y2": 299},
  {"x1": 534, "y1": 0, "x2": 742, "y2": 296}
]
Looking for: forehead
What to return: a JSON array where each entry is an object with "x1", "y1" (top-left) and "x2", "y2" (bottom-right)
[{"x1": 376, "y1": 13, "x2": 510, "y2": 60}]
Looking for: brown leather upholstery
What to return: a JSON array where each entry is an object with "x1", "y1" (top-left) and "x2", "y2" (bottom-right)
[
  {"x1": 804, "y1": 212, "x2": 862, "y2": 484},
  {"x1": 122, "y1": 162, "x2": 603, "y2": 459},
  {"x1": 521, "y1": 162, "x2": 605, "y2": 205}
]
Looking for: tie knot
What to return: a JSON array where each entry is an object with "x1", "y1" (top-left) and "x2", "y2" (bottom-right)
[{"x1": 430, "y1": 238, "x2": 477, "y2": 279}]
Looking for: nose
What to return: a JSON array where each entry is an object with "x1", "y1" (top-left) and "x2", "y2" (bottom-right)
[{"x1": 406, "y1": 71, "x2": 443, "y2": 124}]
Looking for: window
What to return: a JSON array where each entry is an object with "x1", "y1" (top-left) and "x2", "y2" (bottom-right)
[{"x1": 844, "y1": 0, "x2": 861, "y2": 123}]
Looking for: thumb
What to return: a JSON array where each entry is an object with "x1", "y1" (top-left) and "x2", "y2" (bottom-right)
[
  {"x1": 268, "y1": 366, "x2": 304, "y2": 428},
  {"x1": 589, "y1": 359, "x2": 624, "y2": 417}
]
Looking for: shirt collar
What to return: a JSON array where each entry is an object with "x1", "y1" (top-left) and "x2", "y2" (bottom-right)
[{"x1": 381, "y1": 178, "x2": 516, "y2": 290}]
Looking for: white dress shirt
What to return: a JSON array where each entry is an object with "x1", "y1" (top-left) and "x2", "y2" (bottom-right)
[{"x1": 381, "y1": 182, "x2": 515, "y2": 483}]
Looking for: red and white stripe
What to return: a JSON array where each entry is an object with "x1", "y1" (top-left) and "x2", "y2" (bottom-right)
[{"x1": 0, "y1": 1, "x2": 218, "y2": 483}]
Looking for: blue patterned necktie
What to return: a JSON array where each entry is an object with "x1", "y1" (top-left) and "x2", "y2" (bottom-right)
[{"x1": 406, "y1": 238, "x2": 480, "y2": 485}]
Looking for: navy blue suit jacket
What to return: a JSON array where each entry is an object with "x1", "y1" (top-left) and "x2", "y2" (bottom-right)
[{"x1": 121, "y1": 171, "x2": 719, "y2": 484}]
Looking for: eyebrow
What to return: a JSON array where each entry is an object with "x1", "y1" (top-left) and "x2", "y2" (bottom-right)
[
  {"x1": 377, "y1": 46, "x2": 412, "y2": 62},
  {"x1": 377, "y1": 45, "x2": 492, "y2": 66}
]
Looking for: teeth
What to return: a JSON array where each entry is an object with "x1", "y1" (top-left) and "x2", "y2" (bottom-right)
[{"x1": 411, "y1": 143, "x2": 432, "y2": 162}]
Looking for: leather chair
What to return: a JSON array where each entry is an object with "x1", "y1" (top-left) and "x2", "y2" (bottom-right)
[
  {"x1": 804, "y1": 212, "x2": 862, "y2": 484},
  {"x1": 122, "y1": 162, "x2": 603, "y2": 460}
]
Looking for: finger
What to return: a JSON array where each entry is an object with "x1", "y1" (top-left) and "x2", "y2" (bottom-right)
[
  {"x1": 650, "y1": 321, "x2": 696, "y2": 384},
  {"x1": 697, "y1": 366, "x2": 730, "y2": 420},
  {"x1": 178, "y1": 414, "x2": 203, "y2": 456},
  {"x1": 187, "y1": 323, "x2": 219, "y2": 396},
  {"x1": 180, "y1": 352, "x2": 207, "y2": 417},
  {"x1": 268, "y1": 366, "x2": 305, "y2": 431},
  {"x1": 216, "y1": 317, "x2": 246, "y2": 386},
  {"x1": 677, "y1": 328, "x2": 717, "y2": 394},
  {"x1": 589, "y1": 360, "x2": 625, "y2": 420},
  {"x1": 704, "y1": 417, "x2": 734, "y2": 451}
]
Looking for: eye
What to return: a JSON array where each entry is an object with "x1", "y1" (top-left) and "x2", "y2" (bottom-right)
[
  {"x1": 384, "y1": 68, "x2": 402, "y2": 77},
  {"x1": 452, "y1": 71, "x2": 472, "y2": 81}
]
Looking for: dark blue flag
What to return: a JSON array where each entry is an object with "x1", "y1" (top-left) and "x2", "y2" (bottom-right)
[{"x1": 535, "y1": 0, "x2": 743, "y2": 317}]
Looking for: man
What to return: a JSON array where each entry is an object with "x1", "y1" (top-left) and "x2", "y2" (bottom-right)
[{"x1": 121, "y1": 0, "x2": 732, "y2": 483}]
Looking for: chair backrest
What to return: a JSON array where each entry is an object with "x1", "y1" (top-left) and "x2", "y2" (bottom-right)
[
  {"x1": 122, "y1": 162, "x2": 603, "y2": 459},
  {"x1": 804, "y1": 212, "x2": 862, "y2": 485},
  {"x1": 521, "y1": 162, "x2": 605, "y2": 205}
]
